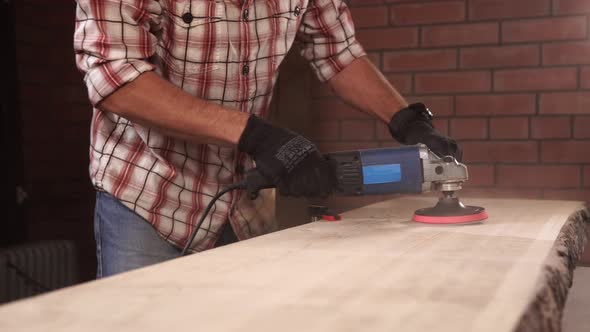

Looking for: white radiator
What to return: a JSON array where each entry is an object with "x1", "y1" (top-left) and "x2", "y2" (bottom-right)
[{"x1": 0, "y1": 241, "x2": 78, "y2": 303}]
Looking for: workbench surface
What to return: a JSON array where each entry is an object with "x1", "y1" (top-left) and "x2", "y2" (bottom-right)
[{"x1": 0, "y1": 197, "x2": 588, "y2": 332}]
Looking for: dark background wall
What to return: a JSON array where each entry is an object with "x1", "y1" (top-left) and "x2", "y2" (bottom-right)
[
  {"x1": 5, "y1": 0, "x2": 590, "y2": 282},
  {"x1": 11, "y1": 0, "x2": 95, "y2": 280}
]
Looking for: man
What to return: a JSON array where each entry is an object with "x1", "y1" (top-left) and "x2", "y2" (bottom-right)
[{"x1": 74, "y1": 0, "x2": 461, "y2": 278}]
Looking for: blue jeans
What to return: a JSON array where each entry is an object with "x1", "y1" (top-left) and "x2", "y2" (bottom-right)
[
  {"x1": 93, "y1": 191, "x2": 181, "y2": 278},
  {"x1": 94, "y1": 191, "x2": 238, "y2": 278}
]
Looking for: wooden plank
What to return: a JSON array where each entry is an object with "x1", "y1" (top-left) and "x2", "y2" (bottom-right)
[{"x1": 0, "y1": 197, "x2": 587, "y2": 332}]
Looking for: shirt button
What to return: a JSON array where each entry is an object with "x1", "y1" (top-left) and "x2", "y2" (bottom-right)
[
  {"x1": 243, "y1": 8, "x2": 249, "y2": 20},
  {"x1": 182, "y1": 12, "x2": 193, "y2": 24},
  {"x1": 294, "y1": 6, "x2": 301, "y2": 17},
  {"x1": 242, "y1": 64, "x2": 250, "y2": 75}
]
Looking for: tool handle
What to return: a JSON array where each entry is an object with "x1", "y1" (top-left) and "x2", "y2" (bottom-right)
[{"x1": 244, "y1": 169, "x2": 275, "y2": 200}]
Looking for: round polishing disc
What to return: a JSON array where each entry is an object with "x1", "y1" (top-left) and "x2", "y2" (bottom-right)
[
  {"x1": 413, "y1": 207, "x2": 488, "y2": 225},
  {"x1": 412, "y1": 195, "x2": 488, "y2": 225}
]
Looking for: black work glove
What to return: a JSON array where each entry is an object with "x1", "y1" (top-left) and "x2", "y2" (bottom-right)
[
  {"x1": 388, "y1": 103, "x2": 462, "y2": 161},
  {"x1": 238, "y1": 115, "x2": 336, "y2": 198}
]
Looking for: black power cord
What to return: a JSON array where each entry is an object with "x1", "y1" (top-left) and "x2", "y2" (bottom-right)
[{"x1": 180, "y1": 181, "x2": 246, "y2": 256}]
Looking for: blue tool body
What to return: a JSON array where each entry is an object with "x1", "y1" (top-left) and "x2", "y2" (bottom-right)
[
  {"x1": 244, "y1": 146, "x2": 432, "y2": 198},
  {"x1": 359, "y1": 146, "x2": 423, "y2": 194},
  {"x1": 328, "y1": 146, "x2": 424, "y2": 196}
]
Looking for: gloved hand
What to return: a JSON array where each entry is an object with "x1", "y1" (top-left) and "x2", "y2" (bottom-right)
[
  {"x1": 238, "y1": 115, "x2": 336, "y2": 197},
  {"x1": 388, "y1": 103, "x2": 462, "y2": 161}
]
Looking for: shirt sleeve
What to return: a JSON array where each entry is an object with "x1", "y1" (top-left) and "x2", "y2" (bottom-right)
[
  {"x1": 74, "y1": 0, "x2": 162, "y2": 106},
  {"x1": 297, "y1": 0, "x2": 366, "y2": 82}
]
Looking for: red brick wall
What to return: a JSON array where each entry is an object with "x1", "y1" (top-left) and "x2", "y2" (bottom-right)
[
  {"x1": 13, "y1": 1, "x2": 96, "y2": 280},
  {"x1": 310, "y1": 0, "x2": 590, "y2": 203}
]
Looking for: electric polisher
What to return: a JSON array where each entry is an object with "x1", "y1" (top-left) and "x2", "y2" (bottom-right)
[
  {"x1": 245, "y1": 144, "x2": 488, "y2": 224},
  {"x1": 181, "y1": 144, "x2": 487, "y2": 255}
]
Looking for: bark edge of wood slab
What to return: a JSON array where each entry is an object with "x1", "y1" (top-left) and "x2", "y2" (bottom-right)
[{"x1": 515, "y1": 205, "x2": 590, "y2": 332}]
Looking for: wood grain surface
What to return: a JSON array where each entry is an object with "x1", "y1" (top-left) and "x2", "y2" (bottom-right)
[{"x1": 0, "y1": 197, "x2": 587, "y2": 332}]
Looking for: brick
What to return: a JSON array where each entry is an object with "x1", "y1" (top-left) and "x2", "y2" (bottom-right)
[
  {"x1": 502, "y1": 16, "x2": 587, "y2": 43},
  {"x1": 18, "y1": 64, "x2": 80, "y2": 85},
  {"x1": 341, "y1": 120, "x2": 375, "y2": 141},
  {"x1": 366, "y1": 52, "x2": 381, "y2": 69},
  {"x1": 17, "y1": 44, "x2": 75, "y2": 66},
  {"x1": 497, "y1": 165, "x2": 580, "y2": 188},
  {"x1": 27, "y1": 202, "x2": 94, "y2": 233},
  {"x1": 585, "y1": 166, "x2": 590, "y2": 187},
  {"x1": 462, "y1": 141, "x2": 538, "y2": 163},
  {"x1": 489, "y1": 117, "x2": 529, "y2": 139},
  {"x1": 456, "y1": 94, "x2": 536, "y2": 116},
  {"x1": 41, "y1": 158, "x2": 89, "y2": 179},
  {"x1": 350, "y1": 6, "x2": 389, "y2": 28},
  {"x1": 543, "y1": 190, "x2": 590, "y2": 203},
  {"x1": 458, "y1": 188, "x2": 542, "y2": 199},
  {"x1": 469, "y1": 0, "x2": 550, "y2": 20},
  {"x1": 26, "y1": 84, "x2": 86, "y2": 104},
  {"x1": 311, "y1": 80, "x2": 334, "y2": 98},
  {"x1": 415, "y1": 71, "x2": 491, "y2": 94},
  {"x1": 449, "y1": 118, "x2": 488, "y2": 139},
  {"x1": 386, "y1": 74, "x2": 413, "y2": 94},
  {"x1": 383, "y1": 49, "x2": 457, "y2": 72},
  {"x1": 15, "y1": 24, "x2": 73, "y2": 48},
  {"x1": 531, "y1": 116, "x2": 572, "y2": 139},
  {"x1": 25, "y1": 157, "x2": 88, "y2": 180},
  {"x1": 543, "y1": 42, "x2": 590, "y2": 66},
  {"x1": 378, "y1": 141, "x2": 403, "y2": 148},
  {"x1": 582, "y1": 66, "x2": 590, "y2": 89},
  {"x1": 422, "y1": 23, "x2": 498, "y2": 47},
  {"x1": 356, "y1": 27, "x2": 418, "y2": 50},
  {"x1": 580, "y1": 67, "x2": 590, "y2": 90},
  {"x1": 14, "y1": 4, "x2": 74, "y2": 28},
  {"x1": 460, "y1": 45, "x2": 539, "y2": 69},
  {"x1": 348, "y1": 0, "x2": 384, "y2": 6},
  {"x1": 18, "y1": 84, "x2": 52, "y2": 105},
  {"x1": 433, "y1": 118, "x2": 449, "y2": 136},
  {"x1": 542, "y1": 141, "x2": 590, "y2": 163},
  {"x1": 311, "y1": 98, "x2": 372, "y2": 120},
  {"x1": 317, "y1": 194, "x2": 404, "y2": 216},
  {"x1": 317, "y1": 141, "x2": 380, "y2": 153},
  {"x1": 407, "y1": 96, "x2": 454, "y2": 116},
  {"x1": 376, "y1": 122, "x2": 392, "y2": 140},
  {"x1": 390, "y1": 1, "x2": 465, "y2": 25},
  {"x1": 554, "y1": 0, "x2": 590, "y2": 14},
  {"x1": 465, "y1": 165, "x2": 495, "y2": 187},
  {"x1": 20, "y1": 102, "x2": 91, "y2": 125},
  {"x1": 377, "y1": 115, "x2": 450, "y2": 140},
  {"x1": 22, "y1": 123, "x2": 89, "y2": 143},
  {"x1": 574, "y1": 116, "x2": 590, "y2": 138},
  {"x1": 494, "y1": 68, "x2": 577, "y2": 92},
  {"x1": 24, "y1": 141, "x2": 88, "y2": 164},
  {"x1": 310, "y1": 121, "x2": 340, "y2": 141},
  {"x1": 540, "y1": 92, "x2": 590, "y2": 114}
]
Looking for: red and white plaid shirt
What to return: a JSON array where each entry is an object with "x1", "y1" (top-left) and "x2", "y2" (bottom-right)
[{"x1": 74, "y1": 0, "x2": 365, "y2": 252}]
